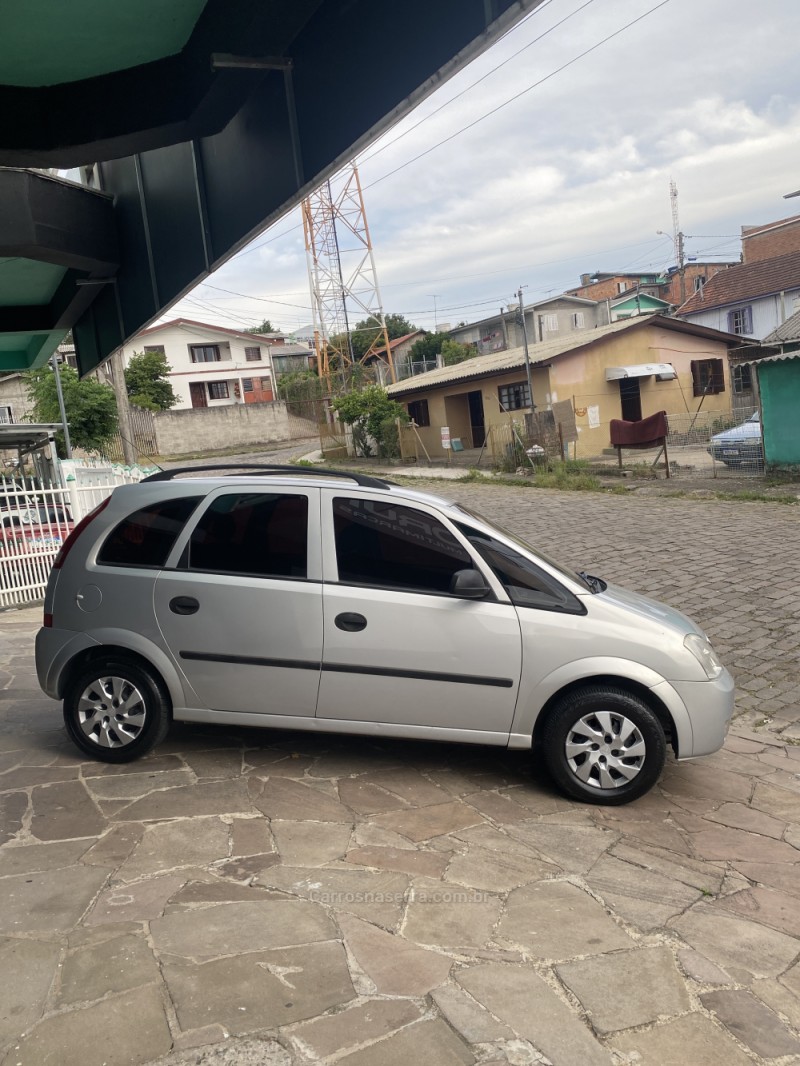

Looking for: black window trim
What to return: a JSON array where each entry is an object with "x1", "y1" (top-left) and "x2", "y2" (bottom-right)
[
  {"x1": 329, "y1": 494, "x2": 498, "y2": 600},
  {"x1": 96, "y1": 496, "x2": 204, "y2": 570},
  {"x1": 454, "y1": 520, "x2": 587, "y2": 615}
]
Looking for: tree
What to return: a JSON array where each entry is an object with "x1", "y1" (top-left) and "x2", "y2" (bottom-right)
[
  {"x1": 124, "y1": 350, "x2": 179, "y2": 411},
  {"x1": 276, "y1": 370, "x2": 326, "y2": 404},
  {"x1": 24, "y1": 365, "x2": 118, "y2": 455},
  {"x1": 330, "y1": 313, "x2": 417, "y2": 363},
  {"x1": 245, "y1": 318, "x2": 279, "y2": 334},
  {"x1": 407, "y1": 332, "x2": 444, "y2": 364},
  {"x1": 331, "y1": 385, "x2": 409, "y2": 458},
  {"x1": 440, "y1": 339, "x2": 476, "y2": 366},
  {"x1": 406, "y1": 333, "x2": 475, "y2": 368}
]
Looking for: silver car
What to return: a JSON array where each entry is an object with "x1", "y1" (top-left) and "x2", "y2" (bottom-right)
[{"x1": 36, "y1": 466, "x2": 734, "y2": 805}]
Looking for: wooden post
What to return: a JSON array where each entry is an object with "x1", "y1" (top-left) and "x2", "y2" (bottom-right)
[{"x1": 663, "y1": 435, "x2": 670, "y2": 478}]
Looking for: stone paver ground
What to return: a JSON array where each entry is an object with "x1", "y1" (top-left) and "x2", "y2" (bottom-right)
[{"x1": 1, "y1": 483, "x2": 800, "y2": 1065}]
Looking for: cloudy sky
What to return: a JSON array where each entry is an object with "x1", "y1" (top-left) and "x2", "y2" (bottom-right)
[{"x1": 172, "y1": 0, "x2": 800, "y2": 336}]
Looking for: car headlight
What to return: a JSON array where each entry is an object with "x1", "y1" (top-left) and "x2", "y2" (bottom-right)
[{"x1": 684, "y1": 633, "x2": 724, "y2": 680}]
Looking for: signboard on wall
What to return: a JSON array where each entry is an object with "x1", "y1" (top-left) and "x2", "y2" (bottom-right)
[
  {"x1": 441, "y1": 426, "x2": 451, "y2": 450},
  {"x1": 551, "y1": 399, "x2": 579, "y2": 443}
]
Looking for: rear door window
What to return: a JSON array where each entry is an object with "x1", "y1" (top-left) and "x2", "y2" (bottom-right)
[
  {"x1": 186, "y1": 492, "x2": 308, "y2": 578},
  {"x1": 98, "y1": 496, "x2": 202, "y2": 568}
]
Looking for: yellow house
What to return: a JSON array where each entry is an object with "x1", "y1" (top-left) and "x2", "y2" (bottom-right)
[{"x1": 386, "y1": 314, "x2": 741, "y2": 459}]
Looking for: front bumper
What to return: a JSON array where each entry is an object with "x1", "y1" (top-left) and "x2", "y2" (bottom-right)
[{"x1": 669, "y1": 667, "x2": 735, "y2": 758}]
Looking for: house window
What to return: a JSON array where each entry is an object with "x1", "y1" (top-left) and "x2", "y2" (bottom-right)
[
  {"x1": 0, "y1": 405, "x2": 12, "y2": 424},
  {"x1": 207, "y1": 381, "x2": 230, "y2": 400},
  {"x1": 260, "y1": 376, "x2": 272, "y2": 389},
  {"x1": 190, "y1": 344, "x2": 221, "y2": 363},
  {"x1": 693, "y1": 276, "x2": 706, "y2": 293},
  {"x1": 242, "y1": 378, "x2": 254, "y2": 393},
  {"x1": 727, "y1": 306, "x2": 753, "y2": 335},
  {"x1": 732, "y1": 364, "x2": 753, "y2": 393},
  {"x1": 407, "y1": 399, "x2": 430, "y2": 427},
  {"x1": 498, "y1": 382, "x2": 531, "y2": 411},
  {"x1": 245, "y1": 346, "x2": 262, "y2": 361},
  {"x1": 690, "y1": 359, "x2": 725, "y2": 397},
  {"x1": 617, "y1": 281, "x2": 628, "y2": 293},
  {"x1": 542, "y1": 314, "x2": 558, "y2": 332},
  {"x1": 571, "y1": 312, "x2": 585, "y2": 328},
  {"x1": 143, "y1": 345, "x2": 165, "y2": 355}
]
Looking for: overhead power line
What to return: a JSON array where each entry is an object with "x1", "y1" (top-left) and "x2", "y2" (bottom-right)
[
  {"x1": 358, "y1": 0, "x2": 595, "y2": 166},
  {"x1": 364, "y1": 0, "x2": 674, "y2": 191}
]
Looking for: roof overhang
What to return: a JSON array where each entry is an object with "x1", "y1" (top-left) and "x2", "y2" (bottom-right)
[
  {"x1": 0, "y1": 423, "x2": 62, "y2": 454},
  {"x1": 0, "y1": 0, "x2": 542, "y2": 376},
  {"x1": 605, "y1": 363, "x2": 676, "y2": 381},
  {"x1": 0, "y1": 169, "x2": 118, "y2": 372}
]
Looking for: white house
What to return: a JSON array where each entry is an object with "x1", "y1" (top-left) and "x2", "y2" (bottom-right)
[
  {"x1": 676, "y1": 250, "x2": 800, "y2": 341},
  {"x1": 121, "y1": 318, "x2": 312, "y2": 410}
]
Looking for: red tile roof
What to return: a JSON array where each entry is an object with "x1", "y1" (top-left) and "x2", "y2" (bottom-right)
[{"x1": 677, "y1": 250, "x2": 800, "y2": 315}]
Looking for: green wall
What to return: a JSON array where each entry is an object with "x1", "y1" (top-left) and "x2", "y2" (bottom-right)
[{"x1": 759, "y1": 358, "x2": 800, "y2": 465}]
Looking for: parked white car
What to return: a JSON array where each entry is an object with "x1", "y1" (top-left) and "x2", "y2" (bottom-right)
[{"x1": 36, "y1": 466, "x2": 734, "y2": 804}]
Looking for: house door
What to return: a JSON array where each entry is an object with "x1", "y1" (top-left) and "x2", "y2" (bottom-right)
[
  {"x1": 190, "y1": 382, "x2": 207, "y2": 409},
  {"x1": 468, "y1": 390, "x2": 485, "y2": 447},
  {"x1": 619, "y1": 378, "x2": 642, "y2": 422}
]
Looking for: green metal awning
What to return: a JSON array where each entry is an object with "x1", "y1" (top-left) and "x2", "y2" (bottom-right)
[{"x1": 0, "y1": 0, "x2": 543, "y2": 375}]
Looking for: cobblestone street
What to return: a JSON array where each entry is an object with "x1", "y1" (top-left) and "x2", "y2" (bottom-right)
[{"x1": 1, "y1": 483, "x2": 799, "y2": 1066}]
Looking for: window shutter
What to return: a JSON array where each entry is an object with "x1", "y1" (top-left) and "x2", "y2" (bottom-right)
[
  {"x1": 743, "y1": 306, "x2": 753, "y2": 334},
  {"x1": 690, "y1": 360, "x2": 702, "y2": 397},
  {"x1": 711, "y1": 358, "x2": 725, "y2": 393}
]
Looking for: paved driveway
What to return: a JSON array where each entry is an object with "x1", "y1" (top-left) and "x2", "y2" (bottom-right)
[{"x1": 1, "y1": 485, "x2": 799, "y2": 1066}]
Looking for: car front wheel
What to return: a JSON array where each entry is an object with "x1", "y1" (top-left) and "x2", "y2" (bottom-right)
[
  {"x1": 63, "y1": 658, "x2": 171, "y2": 763},
  {"x1": 540, "y1": 685, "x2": 666, "y2": 805}
]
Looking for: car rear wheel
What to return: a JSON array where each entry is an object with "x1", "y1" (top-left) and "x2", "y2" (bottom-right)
[
  {"x1": 63, "y1": 658, "x2": 171, "y2": 763},
  {"x1": 540, "y1": 685, "x2": 666, "y2": 805}
]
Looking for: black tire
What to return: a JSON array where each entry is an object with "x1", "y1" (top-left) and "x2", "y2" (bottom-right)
[
  {"x1": 63, "y1": 657, "x2": 171, "y2": 763},
  {"x1": 540, "y1": 685, "x2": 666, "y2": 805}
]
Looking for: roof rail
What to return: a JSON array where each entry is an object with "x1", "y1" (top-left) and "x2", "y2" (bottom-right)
[{"x1": 141, "y1": 464, "x2": 392, "y2": 489}]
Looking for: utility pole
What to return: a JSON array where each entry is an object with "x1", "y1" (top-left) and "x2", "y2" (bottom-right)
[
  {"x1": 429, "y1": 295, "x2": 441, "y2": 332},
  {"x1": 516, "y1": 287, "x2": 535, "y2": 411},
  {"x1": 109, "y1": 350, "x2": 137, "y2": 465},
  {"x1": 50, "y1": 352, "x2": 72, "y2": 458},
  {"x1": 670, "y1": 180, "x2": 686, "y2": 305}
]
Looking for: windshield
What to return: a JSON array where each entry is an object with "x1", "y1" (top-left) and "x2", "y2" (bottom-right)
[{"x1": 453, "y1": 504, "x2": 593, "y2": 592}]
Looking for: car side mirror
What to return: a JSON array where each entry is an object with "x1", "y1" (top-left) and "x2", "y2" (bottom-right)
[{"x1": 450, "y1": 568, "x2": 491, "y2": 599}]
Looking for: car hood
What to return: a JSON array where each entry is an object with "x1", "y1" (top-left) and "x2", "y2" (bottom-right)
[
  {"x1": 712, "y1": 420, "x2": 761, "y2": 443},
  {"x1": 592, "y1": 581, "x2": 703, "y2": 637}
]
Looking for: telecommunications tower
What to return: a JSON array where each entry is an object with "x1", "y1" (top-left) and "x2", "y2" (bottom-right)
[{"x1": 302, "y1": 163, "x2": 395, "y2": 387}]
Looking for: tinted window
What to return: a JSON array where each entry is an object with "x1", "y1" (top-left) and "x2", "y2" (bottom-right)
[
  {"x1": 188, "y1": 493, "x2": 308, "y2": 578},
  {"x1": 455, "y1": 523, "x2": 584, "y2": 613},
  {"x1": 99, "y1": 497, "x2": 202, "y2": 568},
  {"x1": 334, "y1": 497, "x2": 471, "y2": 594}
]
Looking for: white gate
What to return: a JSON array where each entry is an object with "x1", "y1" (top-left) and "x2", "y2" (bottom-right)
[{"x1": 0, "y1": 462, "x2": 153, "y2": 608}]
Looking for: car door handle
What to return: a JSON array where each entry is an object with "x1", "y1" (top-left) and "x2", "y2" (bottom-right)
[
  {"x1": 335, "y1": 612, "x2": 367, "y2": 632},
  {"x1": 170, "y1": 596, "x2": 200, "y2": 615}
]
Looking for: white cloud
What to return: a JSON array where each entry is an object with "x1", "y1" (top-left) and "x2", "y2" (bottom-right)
[{"x1": 169, "y1": 0, "x2": 800, "y2": 334}]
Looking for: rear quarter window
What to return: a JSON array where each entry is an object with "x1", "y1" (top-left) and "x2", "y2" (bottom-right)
[{"x1": 98, "y1": 496, "x2": 202, "y2": 568}]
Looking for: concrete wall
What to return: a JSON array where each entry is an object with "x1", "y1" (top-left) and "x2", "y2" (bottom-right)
[
  {"x1": 152, "y1": 400, "x2": 291, "y2": 457},
  {"x1": 0, "y1": 373, "x2": 34, "y2": 423}
]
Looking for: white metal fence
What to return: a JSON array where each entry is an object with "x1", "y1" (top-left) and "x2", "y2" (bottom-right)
[{"x1": 0, "y1": 463, "x2": 152, "y2": 609}]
